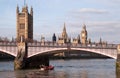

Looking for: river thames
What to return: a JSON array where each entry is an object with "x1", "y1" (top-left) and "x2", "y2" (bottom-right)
[{"x1": 0, "y1": 59, "x2": 116, "y2": 78}]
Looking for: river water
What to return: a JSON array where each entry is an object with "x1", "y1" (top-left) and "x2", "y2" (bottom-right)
[{"x1": 0, "y1": 59, "x2": 116, "y2": 78}]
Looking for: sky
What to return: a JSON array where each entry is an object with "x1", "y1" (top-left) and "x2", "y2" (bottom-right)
[{"x1": 0, "y1": 0, "x2": 120, "y2": 44}]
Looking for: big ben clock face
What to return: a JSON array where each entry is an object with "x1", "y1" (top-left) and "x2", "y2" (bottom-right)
[{"x1": 82, "y1": 34, "x2": 85, "y2": 37}]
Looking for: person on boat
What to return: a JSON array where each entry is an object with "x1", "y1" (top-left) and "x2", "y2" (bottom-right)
[{"x1": 40, "y1": 65, "x2": 45, "y2": 70}]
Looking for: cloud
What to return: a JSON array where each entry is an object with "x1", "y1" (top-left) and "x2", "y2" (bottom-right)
[
  {"x1": 87, "y1": 21, "x2": 120, "y2": 29},
  {"x1": 67, "y1": 20, "x2": 120, "y2": 27},
  {"x1": 78, "y1": 8, "x2": 108, "y2": 14},
  {"x1": 64, "y1": 20, "x2": 120, "y2": 43}
]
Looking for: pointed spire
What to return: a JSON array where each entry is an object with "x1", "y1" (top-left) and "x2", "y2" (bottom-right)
[
  {"x1": 22, "y1": 5, "x2": 28, "y2": 13},
  {"x1": 16, "y1": 5, "x2": 19, "y2": 13},
  {"x1": 26, "y1": 5, "x2": 28, "y2": 11},
  {"x1": 88, "y1": 38, "x2": 91, "y2": 44},
  {"x1": 82, "y1": 24, "x2": 87, "y2": 32},
  {"x1": 77, "y1": 35, "x2": 80, "y2": 39},
  {"x1": 24, "y1": 0, "x2": 26, "y2": 6},
  {"x1": 83, "y1": 24, "x2": 86, "y2": 30},
  {"x1": 99, "y1": 37, "x2": 102, "y2": 44},
  {"x1": 62, "y1": 22, "x2": 68, "y2": 38},
  {"x1": 63, "y1": 22, "x2": 66, "y2": 32},
  {"x1": 52, "y1": 33, "x2": 56, "y2": 42},
  {"x1": 30, "y1": 6, "x2": 33, "y2": 16},
  {"x1": 77, "y1": 35, "x2": 81, "y2": 43}
]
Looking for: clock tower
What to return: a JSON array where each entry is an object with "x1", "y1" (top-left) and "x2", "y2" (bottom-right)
[{"x1": 81, "y1": 24, "x2": 87, "y2": 44}]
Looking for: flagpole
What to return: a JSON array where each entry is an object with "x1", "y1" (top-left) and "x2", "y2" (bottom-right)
[{"x1": 24, "y1": 0, "x2": 26, "y2": 6}]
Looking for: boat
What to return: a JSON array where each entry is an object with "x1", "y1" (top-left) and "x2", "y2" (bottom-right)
[{"x1": 40, "y1": 65, "x2": 54, "y2": 70}]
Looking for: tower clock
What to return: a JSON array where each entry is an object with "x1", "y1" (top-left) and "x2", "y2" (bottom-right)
[{"x1": 81, "y1": 24, "x2": 87, "y2": 44}]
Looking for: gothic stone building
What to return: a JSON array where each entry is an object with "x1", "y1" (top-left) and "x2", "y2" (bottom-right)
[
  {"x1": 58, "y1": 23, "x2": 70, "y2": 44},
  {"x1": 81, "y1": 24, "x2": 88, "y2": 44},
  {"x1": 72, "y1": 24, "x2": 88, "y2": 44},
  {"x1": 16, "y1": 5, "x2": 33, "y2": 42}
]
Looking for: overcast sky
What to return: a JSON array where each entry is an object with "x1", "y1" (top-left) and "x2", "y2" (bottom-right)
[{"x1": 0, "y1": 0, "x2": 120, "y2": 43}]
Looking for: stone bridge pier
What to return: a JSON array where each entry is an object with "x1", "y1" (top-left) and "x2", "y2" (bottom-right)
[
  {"x1": 117, "y1": 45, "x2": 120, "y2": 62},
  {"x1": 14, "y1": 42, "x2": 49, "y2": 70},
  {"x1": 117, "y1": 45, "x2": 120, "y2": 65},
  {"x1": 14, "y1": 42, "x2": 28, "y2": 70},
  {"x1": 117, "y1": 44, "x2": 120, "y2": 76}
]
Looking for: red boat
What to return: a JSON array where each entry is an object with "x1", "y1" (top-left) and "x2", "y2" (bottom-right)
[{"x1": 40, "y1": 65, "x2": 54, "y2": 70}]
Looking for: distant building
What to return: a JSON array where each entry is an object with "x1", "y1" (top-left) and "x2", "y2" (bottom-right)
[
  {"x1": 72, "y1": 35, "x2": 80, "y2": 44},
  {"x1": 98, "y1": 37, "x2": 107, "y2": 47},
  {"x1": 58, "y1": 23, "x2": 70, "y2": 44},
  {"x1": 52, "y1": 33, "x2": 56, "y2": 42},
  {"x1": 41, "y1": 35, "x2": 45, "y2": 45},
  {"x1": 81, "y1": 24, "x2": 88, "y2": 44},
  {"x1": 16, "y1": 5, "x2": 33, "y2": 42},
  {"x1": 88, "y1": 38, "x2": 91, "y2": 44}
]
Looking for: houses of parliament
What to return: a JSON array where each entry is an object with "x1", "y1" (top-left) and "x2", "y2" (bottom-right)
[
  {"x1": 16, "y1": 5, "x2": 33, "y2": 42},
  {"x1": 16, "y1": 5, "x2": 105, "y2": 45},
  {"x1": 53, "y1": 23, "x2": 90, "y2": 44}
]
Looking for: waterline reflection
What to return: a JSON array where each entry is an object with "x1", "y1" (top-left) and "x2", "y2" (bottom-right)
[{"x1": 0, "y1": 59, "x2": 116, "y2": 78}]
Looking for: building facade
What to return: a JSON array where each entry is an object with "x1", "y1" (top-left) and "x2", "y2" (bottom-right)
[
  {"x1": 81, "y1": 24, "x2": 88, "y2": 44},
  {"x1": 52, "y1": 33, "x2": 56, "y2": 42},
  {"x1": 58, "y1": 23, "x2": 70, "y2": 44},
  {"x1": 16, "y1": 5, "x2": 33, "y2": 42},
  {"x1": 72, "y1": 35, "x2": 80, "y2": 44}
]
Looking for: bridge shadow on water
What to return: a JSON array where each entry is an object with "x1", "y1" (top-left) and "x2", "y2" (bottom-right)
[
  {"x1": 0, "y1": 58, "x2": 118, "y2": 78},
  {"x1": 0, "y1": 52, "x2": 15, "y2": 61},
  {"x1": 13, "y1": 59, "x2": 117, "y2": 78},
  {"x1": 0, "y1": 50, "x2": 119, "y2": 78},
  {"x1": 14, "y1": 69, "x2": 88, "y2": 78}
]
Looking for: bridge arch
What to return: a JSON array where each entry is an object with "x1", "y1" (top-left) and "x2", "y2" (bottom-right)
[
  {"x1": 0, "y1": 49, "x2": 16, "y2": 57},
  {"x1": 71, "y1": 48, "x2": 117, "y2": 59},
  {"x1": 28, "y1": 48, "x2": 117, "y2": 59}
]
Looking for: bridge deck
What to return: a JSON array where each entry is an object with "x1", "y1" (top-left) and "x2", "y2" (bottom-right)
[{"x1": 0, "y1": 42, "x2": 118, "y2": 59}]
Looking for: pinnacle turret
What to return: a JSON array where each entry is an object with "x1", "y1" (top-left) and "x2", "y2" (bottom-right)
[
  {"x1": 16, "y1": 4, "x2": 33, "y2": 42},
  {"x1": 63, "y1": 22, "x2": 66, "y2": 32},
  {"x1": 30, "y1": 6, "x2": 33, "y2": 16},
  {"x1": 83, "y1": 24, "x2": 86, "y2": 31},
  {"x1": 16, "y1": 5, "x2": 19, "y2": 13},
  {"x1": 62, "y1": 23, "x2": 67, "y2": 38},
  {"x1": 22, "y1": 5, "x2": 28, "y2": 13}
]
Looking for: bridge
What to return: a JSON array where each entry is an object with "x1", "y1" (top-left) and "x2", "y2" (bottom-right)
[
  {"x1": 0, "y1": 42, "x2": 117, "y2": 59},
  {"x1": 0, "y1": 41, "x2": 118, "y2": 69}
]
